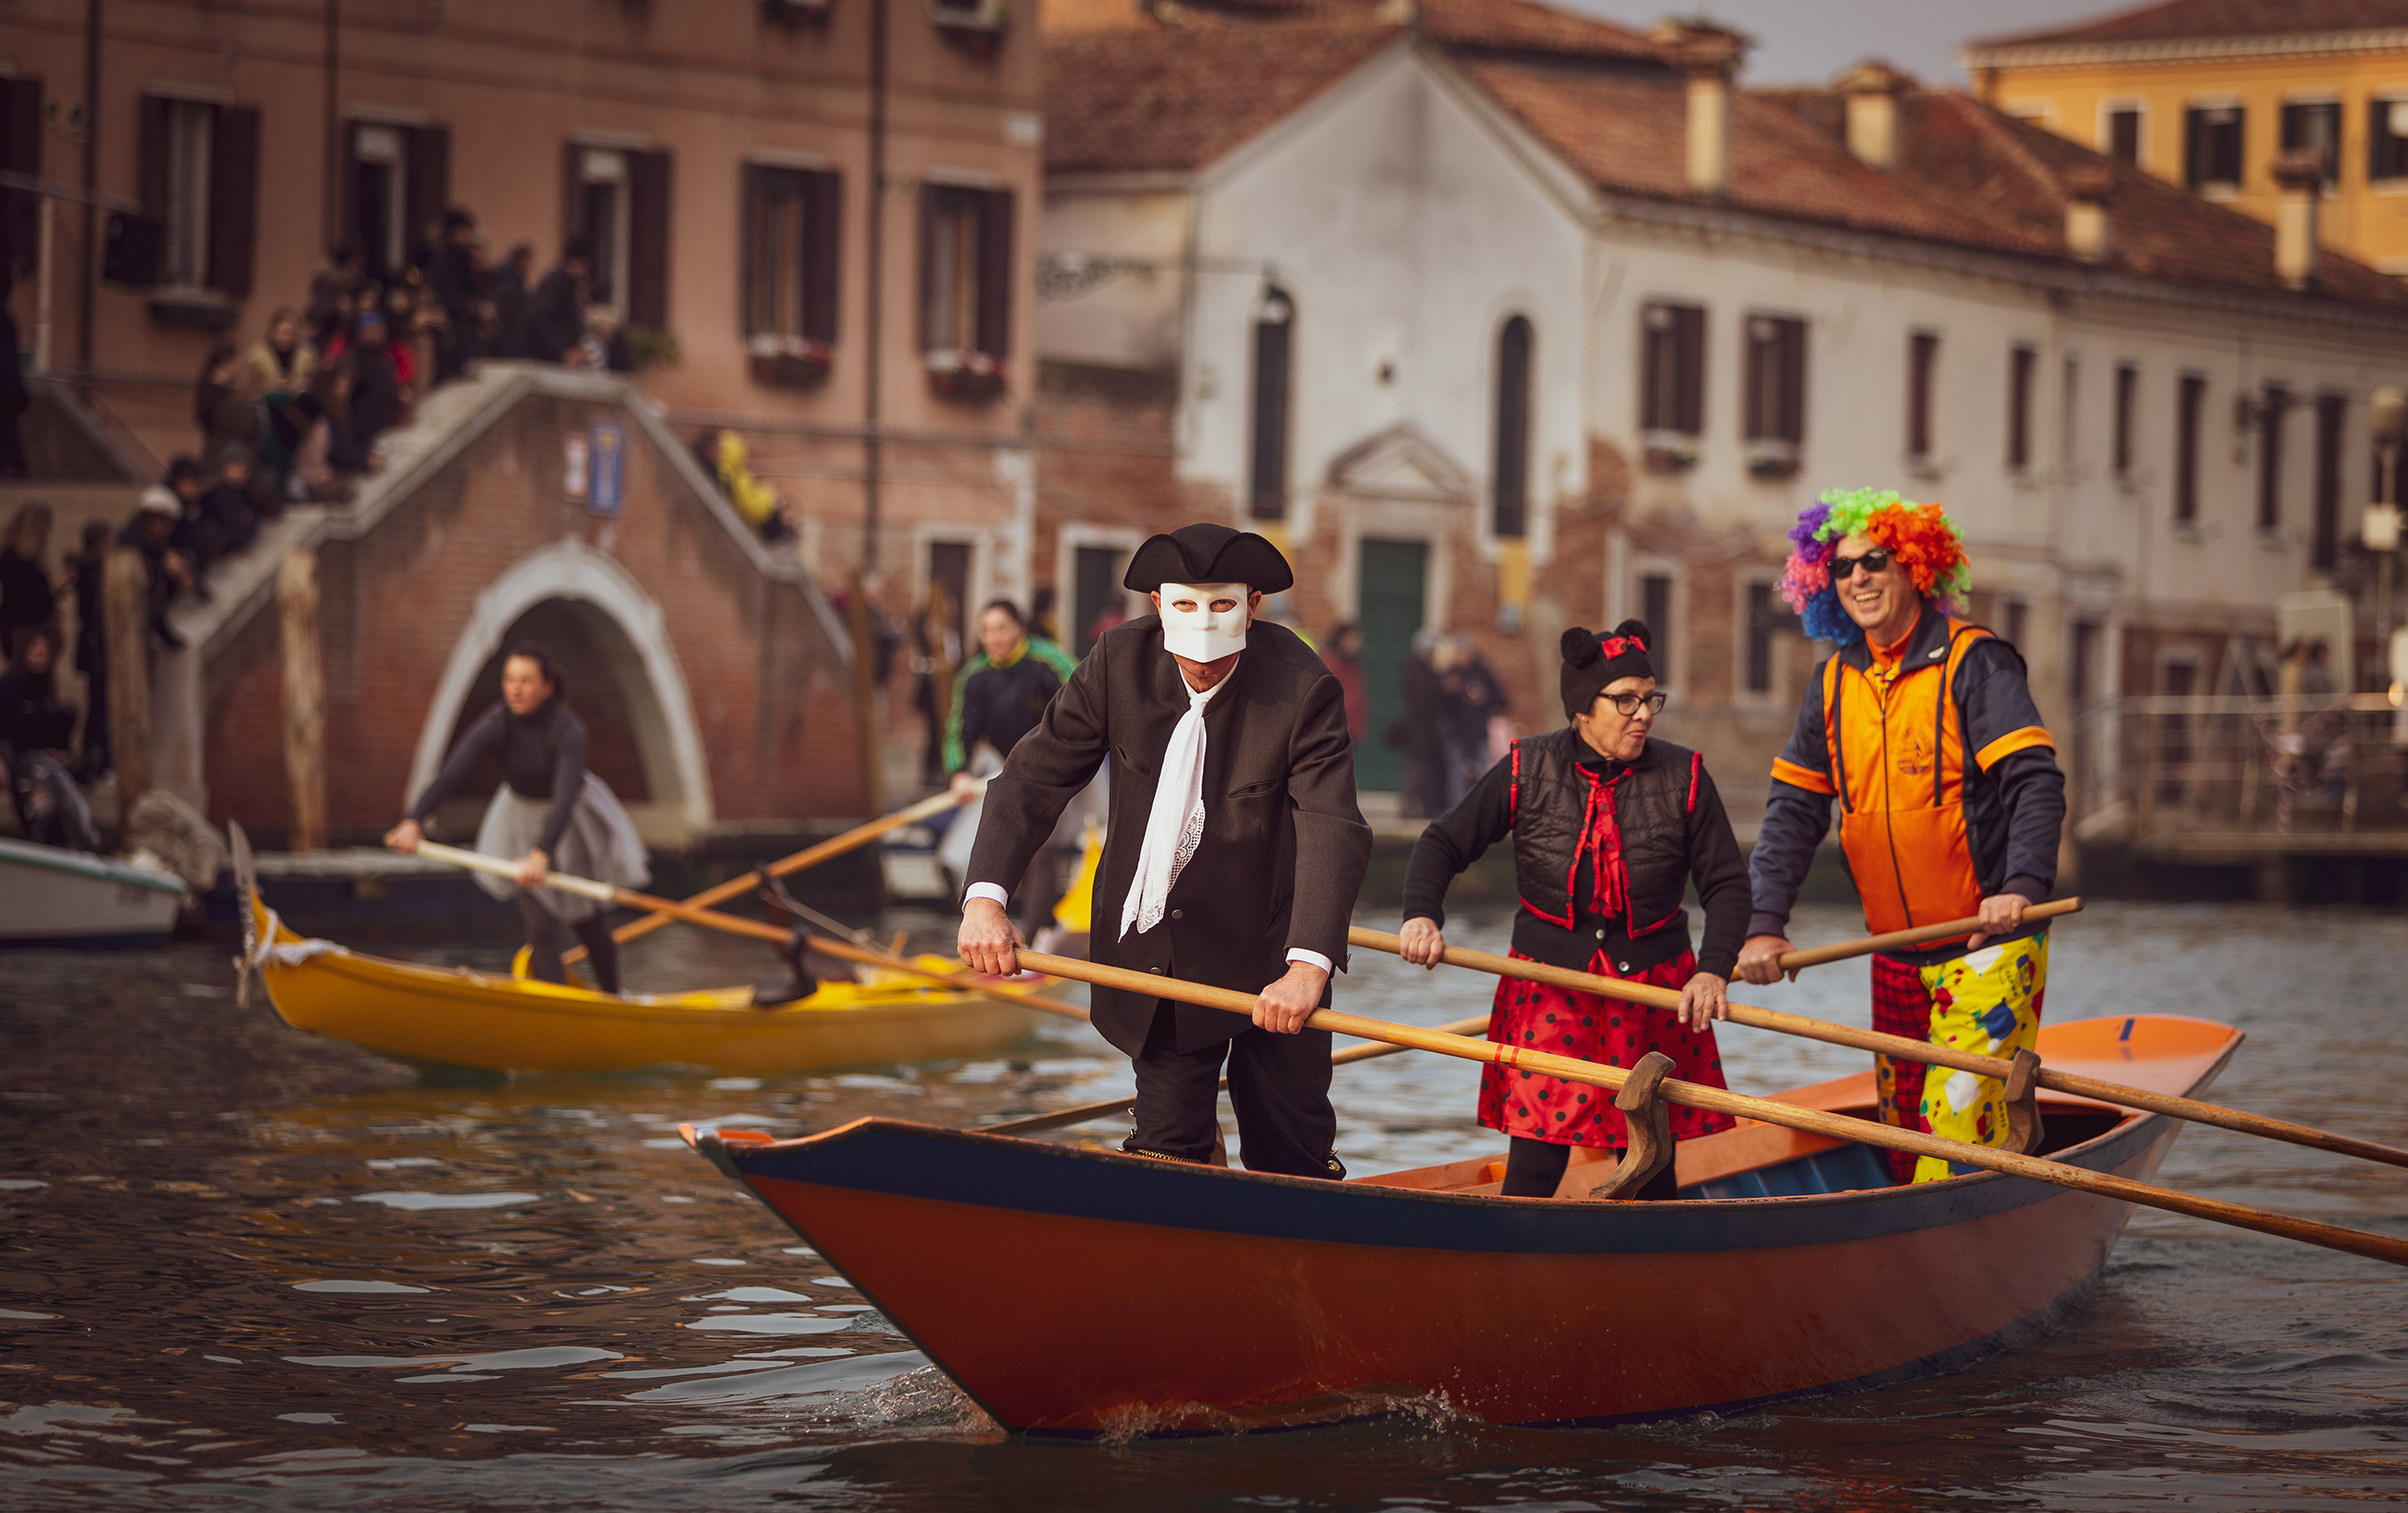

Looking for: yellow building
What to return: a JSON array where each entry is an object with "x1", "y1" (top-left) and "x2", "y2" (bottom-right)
[{"x1": 1963, "y1": 0, "x2": 2408, "y2": 275}]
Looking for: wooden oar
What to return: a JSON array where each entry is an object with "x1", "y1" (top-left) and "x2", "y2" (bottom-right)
[
  {"x1": 984, "y1": 1013, "x2": 1495, "y2": 1136},
  {"x1": 561, "y1": 786, "x2": 973, "y2": 966},
  {"x1": 1003, "y1": 945, "x2": 2408, "y2": 1269},
  {"x1": 1775, "y1": 896, "x2": 2085, "y2": 970},
  {"x1": 406, "y1": 840, "x2": 1086, "y2": 1025},
  {"x1": 1348, "y1": 926, "x2": 2408, "y2": 1173}
]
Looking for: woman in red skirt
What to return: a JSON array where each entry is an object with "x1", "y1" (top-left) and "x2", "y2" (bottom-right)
[{"x1": 1398, "y1": 619, "x2": 1750, "y2": 1198}]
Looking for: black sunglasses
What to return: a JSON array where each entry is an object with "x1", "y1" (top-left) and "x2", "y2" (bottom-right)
[
  {"x1": 1828, "y1": 546, "x2": 1894, "y2": 581},
  {"x1": 1599, "y1": 690, "x2": 1670, "y2": 718}
]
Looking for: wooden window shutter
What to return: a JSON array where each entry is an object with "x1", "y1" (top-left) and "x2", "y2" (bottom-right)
[
  {"x1": 405, "y1": 125, "x2": 451, "y2": 264},
  {"x1": 738, "y1": 164, "x2": 761, "y2": 336},
  {"x1": 337, "y1": 120, "x2": 365, "y2": 255},
  {"x1": 974, "y1": 187, "x2": 1012, "y2": 359},
  {"x1": 1742, "y1": 324, "x2": 1765, "y2": 440},
  {"x1": 626, "y1": 150, "x2": 671, "y2": 330},
  {"x1": 138, "y1": 95, "x2": 172, "y2": 223},
  {"x1": 561, "y1": 141, "x2": 585, "y2": 249},
  {"x1": 916, "y1": 183, "x2": 937, "y2": 352},
  {"x1": 1639, "y1": 311, "x2": 1665, "y2": 431},
  {"x1": 0, "y1": 78, "x2": 40, "y2": 271},
  {"x1": 1675, "y1": 305, "x2": 1704, "y2": 434},
  {"x1": 1779, "y1": 319, "x2": 1806, "y2": 443},
  {"x1": 207, "y1": 105, "x2": 261, "y2": 296},
  {"x1": 802, "y1": 169, "x2": 841, "y2": 344}
]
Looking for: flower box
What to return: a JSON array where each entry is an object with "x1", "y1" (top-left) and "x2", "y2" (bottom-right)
[
  {"x1": 748, "y1": 334, "x2": 832, "y2": 390},
  {"x1": 1745, "y1": 438, "x2": 1800, "y2": 480},
  {"x1": 924, "y1": 348, "x2": 1005, "y2": 403},
  {"x1": 1641, "y1": 429, "x2": 1699, "y2": 474}
]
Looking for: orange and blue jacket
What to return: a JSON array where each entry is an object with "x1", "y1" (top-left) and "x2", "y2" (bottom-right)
[{"x1": 1747, "y1": 606, "x2": 2065, "y2": 960}]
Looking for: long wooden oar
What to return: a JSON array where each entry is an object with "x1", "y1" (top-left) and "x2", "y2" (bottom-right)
[
  {"x1": 561, "y1": 786, "x2": 973, "y2": 966},
  {"x1": 1348, "y1": 925, "x2": 2408, "y2": 1173},
  {"x1": 1002, "y1": 945, "x2": 2408, "y2": 1269},
  {"x1": 1775, "y1": 896, "x2": 2085, "y2": 970},
  {"x1": 407, "y1": 840, "x2": 1086, "y2": 1025},
  {"x1": 985, "y1": 1013, "x2": 1495, "y2": 1136}
]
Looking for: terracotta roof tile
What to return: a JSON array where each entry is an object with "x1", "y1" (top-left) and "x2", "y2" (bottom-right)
[
  {"x1": 1415, "y1": 0, "x2": 1664, "y2": 63},
  {"x1": 1970, "y1": 0, "x2": 2408, "y2": 52}
]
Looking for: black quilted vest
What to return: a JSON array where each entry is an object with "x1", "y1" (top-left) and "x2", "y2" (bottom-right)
[{"x1": 1511, "y1": 729, "x2": 1700, "y2": 944}]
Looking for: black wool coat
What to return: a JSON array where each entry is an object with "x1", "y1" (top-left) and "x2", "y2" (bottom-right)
[{"x1": 967, "y1": 615, "x2": 1373, "y2": 1057}]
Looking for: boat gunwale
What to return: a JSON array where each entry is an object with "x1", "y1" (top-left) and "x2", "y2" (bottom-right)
[{"x1": 0, "y1": 835, "x2": 189, "y2": 895}]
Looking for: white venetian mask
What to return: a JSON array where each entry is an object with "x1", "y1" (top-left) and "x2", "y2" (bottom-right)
[{"x1": 1157, "y1": 581, "x2": 1252, "y2": 662}]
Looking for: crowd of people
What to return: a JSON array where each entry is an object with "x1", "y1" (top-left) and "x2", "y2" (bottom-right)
[{"x1": 1312, "y1": 623, "x2": 1511, "y2": 819}]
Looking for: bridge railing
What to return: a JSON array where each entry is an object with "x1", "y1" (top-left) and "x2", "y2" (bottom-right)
[{"x1": 2070, "y1": 694, "x2": 2408, "y2": 846}]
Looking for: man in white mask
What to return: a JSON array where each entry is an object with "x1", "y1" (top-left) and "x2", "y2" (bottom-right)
[{"x1": 959, "y1": 523, "x2": 1372, "y2": 1178}]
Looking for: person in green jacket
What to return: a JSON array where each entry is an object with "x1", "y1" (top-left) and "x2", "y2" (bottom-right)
[{"x1": 947, "y1": 598, "x2": 1079, "y2": 939}]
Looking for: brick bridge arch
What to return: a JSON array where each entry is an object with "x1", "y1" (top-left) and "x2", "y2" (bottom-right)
[{"x1": 405, "y1": 538, "x2": 715, "y2": 840}]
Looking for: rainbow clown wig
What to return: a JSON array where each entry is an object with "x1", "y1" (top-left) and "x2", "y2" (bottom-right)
[{"x1": 1778, "y1": 487, "x2": 1973, "y2": 644}]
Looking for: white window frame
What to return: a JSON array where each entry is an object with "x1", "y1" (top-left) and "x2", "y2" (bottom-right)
[
  {"x1": 2096, "y1": 97, "x2": 2147, "y2": 171},
  {"x1": 1053, "y1": 523, "x2": 1144, "y2": 654},
  {"x1": 1631, "y1": 558, "x2": 1682, "y2": 694},
  {"x1": 162, "y1": 98, "x2": 213, "y2": 290},
  {"x1": 577, "y1": 145, "x2": 633, "y2": 319},
  {"x1": 1736, "y1": 574, "x2": 1783, "y2": 704},
  {"x1": 352, "y1": 123, "x2": 408, "y2": 279}
]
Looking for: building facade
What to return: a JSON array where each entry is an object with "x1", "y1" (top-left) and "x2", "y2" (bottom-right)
[
  {"x1": 1035, "y1": 2, "x2": 2408, "y2": 837},
  {"x1": 1963, "y1": 0, "x2": 2408, "y2": 277}
]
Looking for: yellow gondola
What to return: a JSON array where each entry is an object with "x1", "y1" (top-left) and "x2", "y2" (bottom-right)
[{"x1": 242, "y1": 892, "x2": 1053, "y2": 1076}]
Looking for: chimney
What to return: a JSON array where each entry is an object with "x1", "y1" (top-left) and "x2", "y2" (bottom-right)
[
  {"x1": 1653, "y1": 19, "x2": 1749, "y2": 200},
  {"x1": 2060, "y1": 162, "x2": 2114, "y2": 265},
  {"x1": 2272, "y1": 147, "x2": 2324, "y2": 291},
  {"x1": 1837, "y1": 60, "x2": 1909, "y2": 170}
]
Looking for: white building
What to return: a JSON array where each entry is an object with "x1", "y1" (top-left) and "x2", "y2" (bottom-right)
[{"x1": 1034, "y1": 0, "x2": 2408, "y2": 821}]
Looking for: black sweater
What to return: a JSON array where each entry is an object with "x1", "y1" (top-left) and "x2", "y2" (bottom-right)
[
  {"x1": 409, "y1": 700, "x2": 589, "y2": 855},
  {"x1": 1402, "y1": 740, "x2": 1750, "y2": 980},
  {"x1": 0, "y1": 668, "x2": 75, "y2": 755}
]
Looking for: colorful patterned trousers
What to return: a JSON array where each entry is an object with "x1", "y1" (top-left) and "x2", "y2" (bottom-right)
[{"x1": 1870, "y1": 933, "x2": 2050, "y2": 1184}]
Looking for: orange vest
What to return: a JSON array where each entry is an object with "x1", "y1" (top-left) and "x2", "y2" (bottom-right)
[{"x1": 1818, "y1": 619, "x2": 1990, "y2": 936}]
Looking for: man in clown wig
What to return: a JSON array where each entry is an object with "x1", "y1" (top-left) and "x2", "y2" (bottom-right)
[{"x1": 1737, "y1": 489, "x2": 2066, "y2": 1183}]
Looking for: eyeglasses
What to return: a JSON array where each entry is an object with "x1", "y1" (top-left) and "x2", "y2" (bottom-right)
[
  {"x1": 1599, "y1": 691, "x2": 1670, "y2": 718},
  {"x1": 1827, "y1": 546, "x2": 1893, "y2": 581}
]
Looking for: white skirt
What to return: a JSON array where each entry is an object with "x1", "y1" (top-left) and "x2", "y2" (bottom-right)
[{"x1": 472, "y1": 773, "x2": 650, "y2": 924}]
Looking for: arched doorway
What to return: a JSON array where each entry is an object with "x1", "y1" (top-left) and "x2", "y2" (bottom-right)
[{"x1": 405, "y1": 540, "x2": 713, "y2": 844}]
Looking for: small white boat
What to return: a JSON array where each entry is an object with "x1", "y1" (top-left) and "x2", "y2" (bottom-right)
[{"x1": 0, "y1": 835, "x2": 186, "y2": 946}]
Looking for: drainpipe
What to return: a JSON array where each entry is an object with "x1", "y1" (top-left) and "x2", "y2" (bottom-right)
[
  {"x1": 324, "y1": 0, "x2": 339, "y2": 253},
  {"x1": 862, "y1": 0, "x2": 887, "y2": 572},
  {"x1": 78, "y1": 0, "x2": 99, "y2": 371}
]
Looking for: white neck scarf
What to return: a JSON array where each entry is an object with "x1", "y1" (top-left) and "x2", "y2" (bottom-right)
[{"x1": 1120, "y1": 671, "x2": 1229, "y2": 940}]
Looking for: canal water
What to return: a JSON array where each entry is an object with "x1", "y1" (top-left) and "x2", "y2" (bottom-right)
[{"x1": 2, "y1": 899, "x2": 2403, "y2": 1510}]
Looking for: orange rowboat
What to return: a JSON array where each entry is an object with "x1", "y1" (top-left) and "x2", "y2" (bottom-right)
[{"x1": 684, "y1": 1013, "x2": 2242, "y2": 1437}]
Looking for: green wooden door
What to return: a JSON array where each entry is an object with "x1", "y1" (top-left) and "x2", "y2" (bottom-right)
[{"x1": 1354, "y1": 537, "x2": 1428, "y2": 792}]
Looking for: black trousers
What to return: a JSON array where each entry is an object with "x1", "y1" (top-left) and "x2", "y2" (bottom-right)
[
  {"x1": 1499, "y1": 1135, "x2": 1679, "y2": 1200},
  {"x1": 519, "y1": 894, "x2": 621, "y2": 995},
  {"x1": 1123, "y1": 1001, "x2": 1342, "y2": 1179}
]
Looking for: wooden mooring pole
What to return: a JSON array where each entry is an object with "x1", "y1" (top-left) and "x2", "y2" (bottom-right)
[
  {"x1": 101, "y1": 544, "x2": 152, "y2": 819},
  {"x1": 277, "y1": 550, "x2": 327, "y2": 851},
  {"x1": 848, "y1": 570, "x2": 886, "y2": 819}
]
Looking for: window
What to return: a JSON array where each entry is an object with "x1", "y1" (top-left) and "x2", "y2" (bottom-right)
[
  {"x1": 2185, "y1": 105, "x2": 2243, "y2": 191},
  {"x1": 918, "y1": 183, "x2": 1013, "y2": 360},
  {"x1": 2007, "y1": 344, "x2": 2038, "y2": 473},
  {"x1": 1071, "y1": 544, "x2": 1129, "y2": 656},
  {"x1": 1640, "y1": 573, "x2": 1674, "y2": 684},
  {"x1": 1639, "y1": 301, "x2": 1705, "y2": 441},
  {"x1": 1492, "y1": 317, "x2": 1533, "y2": 540},
  {"x1": 2113, "y1": 363, "x2": 2138, "y2": 476},
  {"x1": 1906, "y1": 331, "x2": 1938, "y2": 460},
  {"x1": 1743, "y1": 314, "x2": 1806, "y2": 475},
  {"x1": 0, "y1": 78, "x2": 38, "y2": 271},
  {"x1": 2313, "y1": 393, "x2": 2346, "y2": 570},
  {"x1": 1247, "y1": 286, "x2": 1295, "y2": 520},
  {"x1": 136, "y1": 94, "x2": 260, "y2": 296},
  {"x1": 2175, "y1": 374, "x2": 2206, "y2": 524},
  {"x1": 742, "y1": 165, "x2": 840, "y2": 344},
  {"x1": 563, "y1": 144, "x2": 672, "y2": 327},
  {"x1": 2107, "y1": 106, "x2": 2141, "y2": 166},
  {"x1": 344, "y1": 121, "x2": 448, "y2": 284},
  {"x1": 2070, "y1": 619, "x2": 2101, "y2": 706},
  {"x1": 2371, "y1": 97, "x2": 2408, "y2": 181},
  {"x1": 1743, "y1": 581, "x2": 1785, "y2": 695},
  {"x1": 2003, "y1": 598, "x2": 2029, "y2": 647},
  {"x1": 2257, "y1": 383, "x2": 2289, "y2": 533},
  {"x1": 2280, "y1": 101, "x2": 2341, "y2": 185}
]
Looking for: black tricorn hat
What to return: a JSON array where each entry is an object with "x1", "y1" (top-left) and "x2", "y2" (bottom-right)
[{"x1": 1122, "y1": 523, "x2": 1295, "y2": 594}]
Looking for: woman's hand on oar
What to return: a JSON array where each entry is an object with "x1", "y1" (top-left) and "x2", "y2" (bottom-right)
[
  {"x1": 1007, "y1": 944, "x2": 2408, "y2": 1270},
  {"x1": 1739, "y1": 897, "x2": 2087, "y2": 982}
]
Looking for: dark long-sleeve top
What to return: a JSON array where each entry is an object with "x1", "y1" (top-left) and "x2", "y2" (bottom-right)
[
  {"x1": 0, "y1": 548, "x2": 56, "y2": 638},
  {"x1": 1747, "y1": 608, "x2": 2066, "y2": 964},
  {"x1": 408, "y1": 699, "x2": 588, "y2": 856},
  {"x1": 522, "y1": 268, "x2": 585, "y2": 363},
  {"x1": 944, "y1": 650, "x2": 1065, "y2": 775},
  {"x1": 0, "y1": 668, "x2": 76, "y2": 755},
  {"x1": 1403, "y1": 741, "x2": 1750, "y2": 981}
]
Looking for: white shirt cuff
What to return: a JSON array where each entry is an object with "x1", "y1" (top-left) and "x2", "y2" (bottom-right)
[
  {"x1": 963, "y1": 882, "x2": 1010, "y2": 907},
  {"x1": 1285, "y1": 948, "x2": 1334, "y2": 975}
]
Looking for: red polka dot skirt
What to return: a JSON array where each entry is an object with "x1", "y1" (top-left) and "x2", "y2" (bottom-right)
[{"x1": 1475, "y1": 947, "x2": 1737, "y2": 1148}]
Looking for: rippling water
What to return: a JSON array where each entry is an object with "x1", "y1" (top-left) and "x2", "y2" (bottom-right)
[{"x1": 3, "y1": 900, "x2": 2403, "y2": 1509}]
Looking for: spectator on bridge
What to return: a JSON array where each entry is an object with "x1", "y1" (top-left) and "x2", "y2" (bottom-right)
[
  {"x1": 693, "y1": 430, "x2": 793, "y2": 544},
  {"x1": 0, "y1": 270, "x2": 27, "y2": 478},
  {"x1": 0, "y1": 623, "x2": 93, "y2": 849},
  {"x1": 194, "y1": 344, "x2": 257, "y2": 467},
  {"x1": 1, "y1": 503, "x2": 68, "y2": 659},
  {"x1": 307, "y1": 244, "x2": 366, "y2": 355},
  {"x1": 66, "y1": 520, "x2": 110, "y2": 776},
  {"x1": 427, "y1": 209, "x2": 487, "y2": 383},
  {"x1": 119, "y1": 490, "x2": 195, "y2": 650},
  {"x1": 345, "y1": 311, "x2": 406, "y2": 453},
  {"x1": 523, "y1": 235, "x2": 595, "y2": 367},
  {"x1": 489, "y1": 243, "x2": 534, "y2": 359},
  {"x1": 240, "y1": 308, "x2": 318, "y2": 403}
]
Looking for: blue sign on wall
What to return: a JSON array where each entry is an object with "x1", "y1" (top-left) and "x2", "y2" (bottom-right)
[{"x1": 589, "y1": 419, "x2": 627, "y2": 517}]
